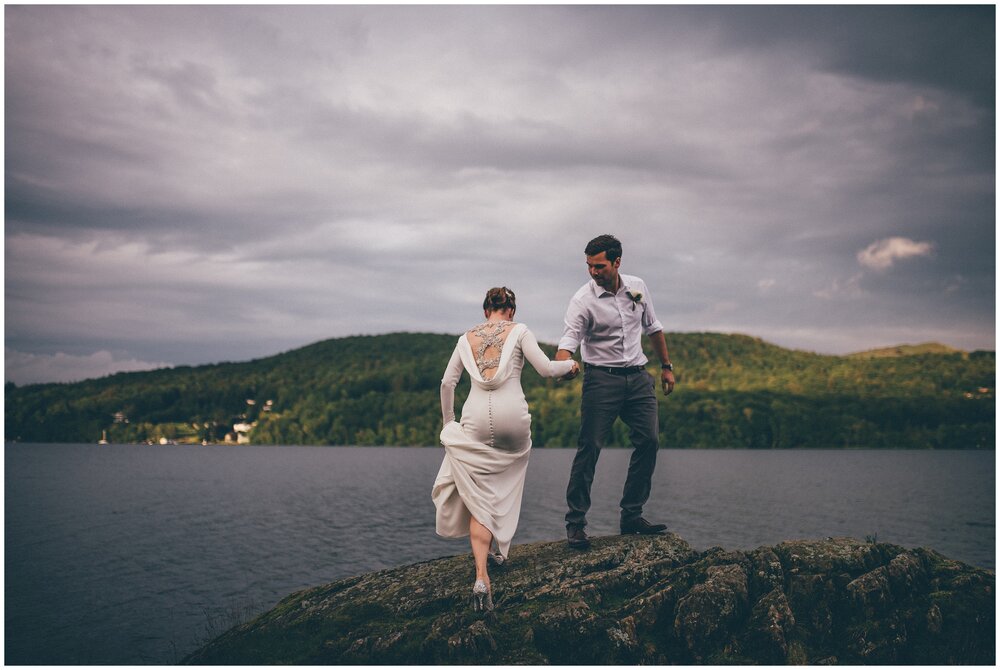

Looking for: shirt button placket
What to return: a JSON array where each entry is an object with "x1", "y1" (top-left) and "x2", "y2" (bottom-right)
[{"x1": 619, "y1": 302, "x2": 626, "y2": 359}]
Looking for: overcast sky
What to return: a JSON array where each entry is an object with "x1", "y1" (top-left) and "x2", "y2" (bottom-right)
[{"x1": 5, "y1": 5, "x2": 996, "y2": 385}]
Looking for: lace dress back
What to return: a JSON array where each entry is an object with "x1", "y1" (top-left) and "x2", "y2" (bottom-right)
[{"x1": 465, "y1": 321, "x2": 514, "y2": 380}]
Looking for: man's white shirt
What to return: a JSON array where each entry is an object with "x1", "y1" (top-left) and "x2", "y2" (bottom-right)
[{"x1": 558, "y1": 273, "x2": 663, "y2": 367}]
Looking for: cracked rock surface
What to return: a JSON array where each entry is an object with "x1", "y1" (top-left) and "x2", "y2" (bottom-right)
[{"x1": 184, "y1": 534, "x2": 994, "y2": 665}]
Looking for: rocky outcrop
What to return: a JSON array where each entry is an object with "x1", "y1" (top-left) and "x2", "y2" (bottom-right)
[{"x1": 184, "y1": 534, "x2": 994, "y2": 665}]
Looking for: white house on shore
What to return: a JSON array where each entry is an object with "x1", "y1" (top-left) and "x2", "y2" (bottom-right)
[{"x1": 233, "y1": 422, "x2": 254, "y2": 444}]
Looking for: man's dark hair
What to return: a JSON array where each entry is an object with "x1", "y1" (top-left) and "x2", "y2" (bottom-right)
[{"x1": 585, "y1": 234, "x2": 622, "y2": 262}]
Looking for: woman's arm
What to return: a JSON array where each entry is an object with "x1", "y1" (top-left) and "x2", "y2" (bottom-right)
[
  {"x1": 520, "y1": 328, "x2": 578, "y2": 378},
  {"x1": 440, "y1": 345, "x2": 463, "y2": 424}
]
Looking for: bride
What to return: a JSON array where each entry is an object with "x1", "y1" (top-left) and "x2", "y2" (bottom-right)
[{"x1": 433, "y1": 287, "x2": 578, "y2": 611}]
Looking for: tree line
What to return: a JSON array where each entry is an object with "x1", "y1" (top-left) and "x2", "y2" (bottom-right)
[{"x1": 5, "y1": 332, "x2": 994, "y2": 449}]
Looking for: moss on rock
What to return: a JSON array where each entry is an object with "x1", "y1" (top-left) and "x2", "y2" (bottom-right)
[{"x1": 183, "y1": 534, "x2": 993, "y2": 665}]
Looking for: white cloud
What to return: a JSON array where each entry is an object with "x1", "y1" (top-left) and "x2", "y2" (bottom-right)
[
  {"x1": 5, "y1": 349, "x2": 173, "y2": 386},
  {"x1": 856, "y1": 237, "x2": 935, "y2": 271}
]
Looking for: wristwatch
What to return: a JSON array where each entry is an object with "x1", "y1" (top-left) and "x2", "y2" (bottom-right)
[{"x1": 661, "y1": 362, "x2": 674, "y2": 371}]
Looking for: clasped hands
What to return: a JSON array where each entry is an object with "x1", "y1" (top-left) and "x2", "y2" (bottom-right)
[{"x1": 561, "y1": 360, "x2": 581, "y2": 381}]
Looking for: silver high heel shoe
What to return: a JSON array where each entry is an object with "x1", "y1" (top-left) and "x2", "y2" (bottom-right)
[
  {"x1": 487, "y1": 550, "x2": 505, "y2": 567},
  {"x1": 472, "y1": 579, "x2": 494, "y2": 612}
]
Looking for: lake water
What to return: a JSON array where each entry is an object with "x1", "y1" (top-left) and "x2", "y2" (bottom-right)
[{"x1": 4, "y1": 443, "x2": 995, "y2": 664}]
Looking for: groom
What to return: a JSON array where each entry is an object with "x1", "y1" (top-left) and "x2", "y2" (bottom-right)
[{"x1": 556, "y1": 234, "x2": 675, "y2": 549}]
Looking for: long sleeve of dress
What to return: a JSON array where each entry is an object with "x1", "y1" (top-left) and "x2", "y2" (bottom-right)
[
  {"x1": 520, "y1": 328, "x2": 577, "y2": 378},
  {"x1": 440, "y1": 345, "x2": 463, "y2": 424}
]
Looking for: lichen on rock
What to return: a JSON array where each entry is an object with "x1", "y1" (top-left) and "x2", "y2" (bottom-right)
[{"x1": 183, "y1": 534, "x2": 994, "y2": 665}]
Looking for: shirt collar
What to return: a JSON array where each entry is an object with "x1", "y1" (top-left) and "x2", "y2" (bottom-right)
[
  {"x1": 590, "y1": 280, "x2": 610, "y2": 298},
  {"x1": 590, "y1": 278, "x2": 624, "y2": 298}
]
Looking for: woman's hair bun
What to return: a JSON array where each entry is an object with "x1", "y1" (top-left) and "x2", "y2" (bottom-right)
[{"x1": 483, "y1": 286, "x2": 516, "y2": 312}]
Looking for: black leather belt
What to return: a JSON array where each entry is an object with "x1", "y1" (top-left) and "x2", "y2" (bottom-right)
[{"x1": 583, "y1": 363, "x2": 646, "y2": 375}]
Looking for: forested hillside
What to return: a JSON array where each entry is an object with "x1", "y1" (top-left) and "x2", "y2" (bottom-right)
[{"x1": 5, "y1": 332, "x2": 994, "y2": 449}]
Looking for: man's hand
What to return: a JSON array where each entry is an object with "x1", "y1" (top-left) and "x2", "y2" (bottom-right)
[
  {"x1": 556, "y1": 349, "x2": 580, "y2": 380},
  {"x1": 661, "y1": 368, "x2": 675, "y2": 395},
  {"x1": 647, "y1": 332, "x2": 674, "y2": 396}
]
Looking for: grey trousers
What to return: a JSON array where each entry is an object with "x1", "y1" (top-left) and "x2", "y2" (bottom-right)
[{"x1": 565, "y1": 367, "x2": 660, "y2": 529}]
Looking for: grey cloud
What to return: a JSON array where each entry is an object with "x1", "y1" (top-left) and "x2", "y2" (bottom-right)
[
  {"x1": 4, "y1": 5, "x2": 994, "y2": 384},
  {"x1": 292, "y1": 100, "x2": 731, "y2": 178},
  {"x1": 697, "y1": 6, "x2": 994, "y2": 108},
  {"x1": 131, "y1": 59, "x2": 226, "y2": 113}
]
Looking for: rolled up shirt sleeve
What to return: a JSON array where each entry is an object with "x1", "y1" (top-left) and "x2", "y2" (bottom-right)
[
  {"x1": 557, "y1": 297, "x2": 586, "y2": 353},
  {"x1": 638, "y1": 280, "x2": 664, "y2": 335}
]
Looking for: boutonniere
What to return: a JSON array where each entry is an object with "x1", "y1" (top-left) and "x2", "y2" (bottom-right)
[{"x1": 625, "y1": 288, "x2": 643, "y2": 311}]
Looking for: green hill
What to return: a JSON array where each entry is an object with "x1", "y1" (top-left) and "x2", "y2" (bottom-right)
[
  {"x1": 4, "y1": 332, "x2": 995, "y2": 449},
  {"x1": 848, "y1": 342, "x2": 964, "y2": 359}
]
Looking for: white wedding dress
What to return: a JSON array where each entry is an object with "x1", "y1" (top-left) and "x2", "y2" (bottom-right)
[{"x1": 433, "y1": 322, "x2": 576, "y2": 558}]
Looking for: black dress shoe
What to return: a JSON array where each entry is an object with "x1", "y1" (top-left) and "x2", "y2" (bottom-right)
[
  {"x1": 620, "y1": 517, "x2": 667, "y2": 535},
  {"x1": 567, "y1": 526, "x2": 591, "y2": 549}
]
